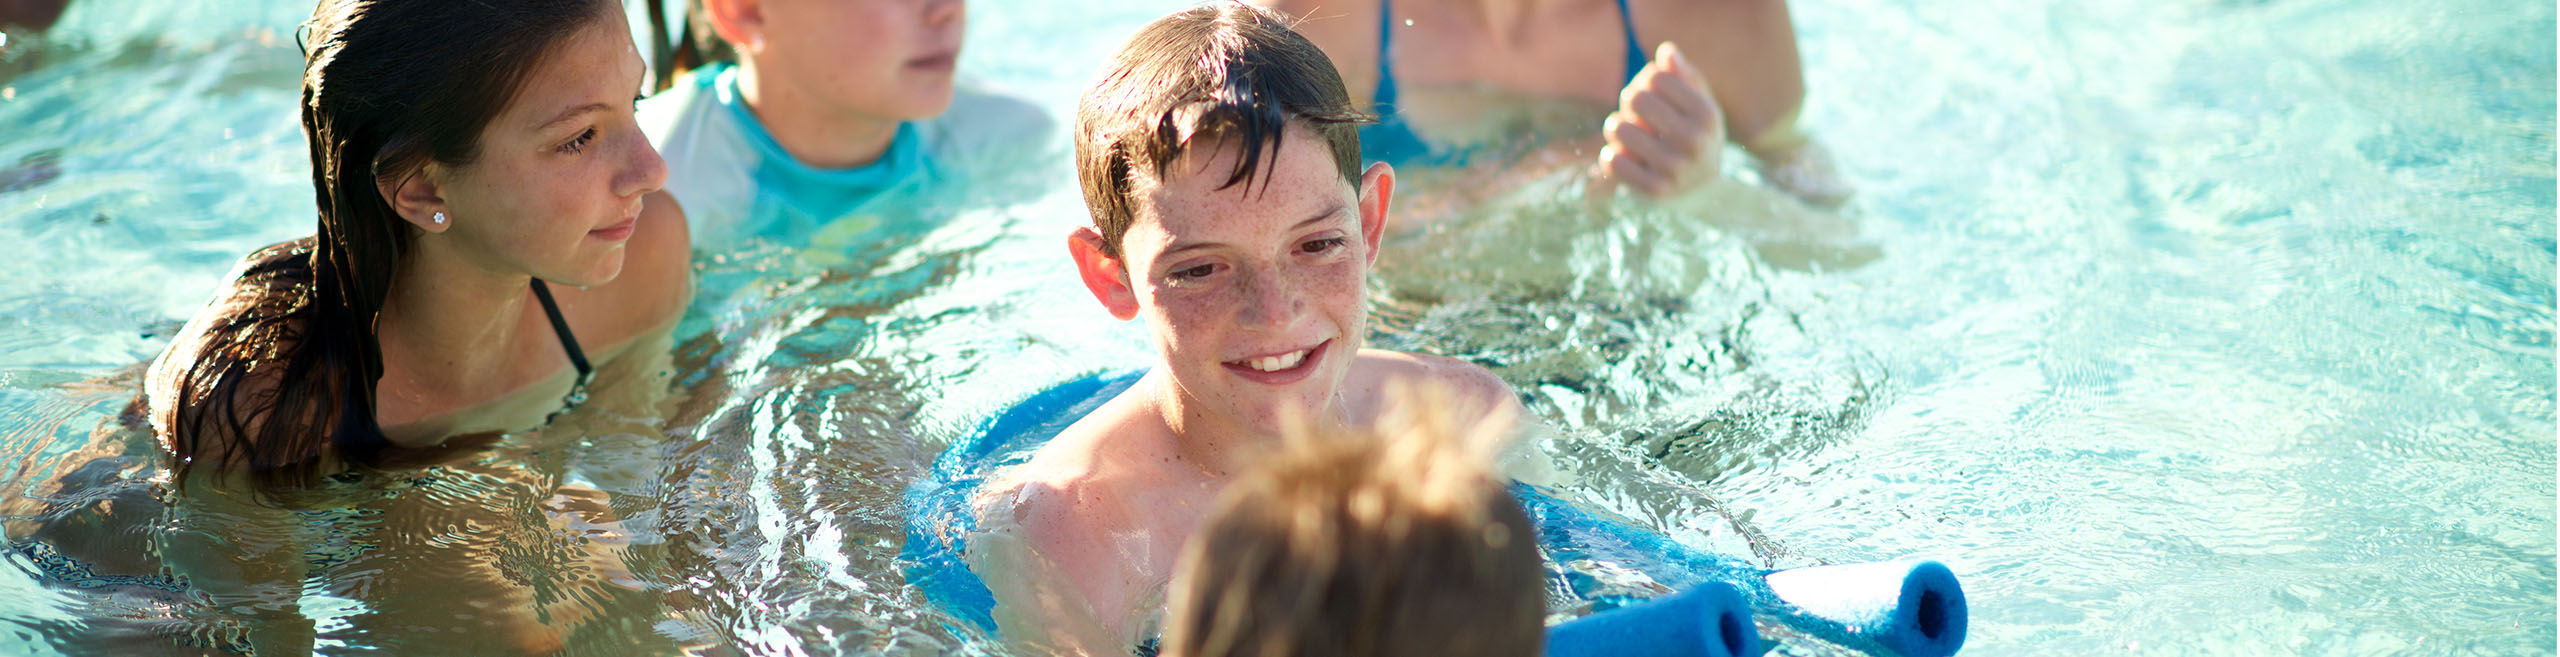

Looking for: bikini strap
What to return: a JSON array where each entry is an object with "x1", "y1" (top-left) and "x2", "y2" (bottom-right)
[
  {"x1": 529, "y1": 279, "x2": 592, "y2": 417},
  {"x1": 1616, "y1": 0, "x2": 1648, "y2": 83}
]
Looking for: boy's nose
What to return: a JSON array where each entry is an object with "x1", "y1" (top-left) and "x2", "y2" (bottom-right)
[{"x1": 1235, "y1": 265, "x2": 1303, "y2": 331}]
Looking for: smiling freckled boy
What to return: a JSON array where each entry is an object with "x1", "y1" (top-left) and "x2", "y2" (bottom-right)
[{"x1": 963, "y1": 5, "x2": 1534, "y2": 655}]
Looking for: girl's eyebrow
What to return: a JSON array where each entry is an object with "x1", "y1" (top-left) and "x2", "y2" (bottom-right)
[
  {"x1": 536, "y1": 103, "x2": 610, "y2": 132},
  {"x1": 536, "y1": 57, "x2": 646, "y2": 132}
]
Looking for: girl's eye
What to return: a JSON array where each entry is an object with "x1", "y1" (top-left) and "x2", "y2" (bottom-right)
[
  {"x1": 1300, "y1": 237, "x2": 1347, "y2": 254},
  {"x1": 561, "y1": 128, "x2": 598, "y2": 154},
  {"x1": 1169, "y1": 263, "x2": 1217, "y2": 281}
]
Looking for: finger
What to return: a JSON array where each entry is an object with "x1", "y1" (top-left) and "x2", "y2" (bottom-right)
[
  {"x1": 1598, "y1": 147, "x2": 1671, "y2": 198},
  {"x1": 1626, "y1": 91, "x2": 1706, "y2": 151},
  {"x1": 1657, "y1": 42, "x2": 1717, "y2": 100},
  {"x1": 1640, "y1": 42, "x2": 1721, "y2": 127},
  {"x1": 1655, "y1": 41, "x2": 1685, "y2": 77},
  {"x1": 1657, "y1": 42, "x2": 1709, "y2": 86},
  {"x1": 1604, "y1": 112, "x2": 1691, "y2": 172}
]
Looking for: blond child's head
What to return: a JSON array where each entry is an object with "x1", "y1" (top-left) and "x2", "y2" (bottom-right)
[{"x1": 1162, "y1": 381, "x2": 1546, "y2": 657}]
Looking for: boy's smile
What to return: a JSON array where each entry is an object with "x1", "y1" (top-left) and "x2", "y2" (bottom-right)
[
  {"x1": 1225, "y1": 338, "x2": 1328, "y2": 384},
  {"x1": 1073, "y1": 123, "x2": 1394, "y2": 439}
]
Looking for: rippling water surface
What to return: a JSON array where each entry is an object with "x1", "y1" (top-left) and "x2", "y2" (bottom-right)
[{"x1": 0, "y1": 0, "x2": 2549, "y2": 655}]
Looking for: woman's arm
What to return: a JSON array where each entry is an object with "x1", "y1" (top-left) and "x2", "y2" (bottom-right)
[
  {"x1": 1620, "y1": 0, "x2": 1846, "y2": 203},
  {"x1": 1641, "y1": 0, "x2": 1806, "y2": 158}
]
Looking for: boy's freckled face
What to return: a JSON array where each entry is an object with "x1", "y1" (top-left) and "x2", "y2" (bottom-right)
[{"x1": 1120, "y1": 127, "x2": 1373, "y2": 436}]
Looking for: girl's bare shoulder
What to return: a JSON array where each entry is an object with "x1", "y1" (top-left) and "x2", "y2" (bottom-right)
[{"x1": 145, "y1": 238, "x2": 324, "y2": 470}]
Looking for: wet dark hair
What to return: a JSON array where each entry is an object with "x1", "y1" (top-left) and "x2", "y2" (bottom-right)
[
  {"x1": 1075, "y1": 3, "x2": 1372, "y2": 259},
  {"x1": 160, "y1": 0, "x2": 613, "y2": 496}
]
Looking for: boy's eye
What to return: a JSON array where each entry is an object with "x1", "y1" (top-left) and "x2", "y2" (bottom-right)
[
  {"x1": 1300, "y1": 237, "x2": 1347, "y2": 254},
  {"x1": 560, "y1": 127, "x2": 598, "y2": 154},
  {"x1": 1169, "y1": 263, "x2": 1218, "y2": 281}
]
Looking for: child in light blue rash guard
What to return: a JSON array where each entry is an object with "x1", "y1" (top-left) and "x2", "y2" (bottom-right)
[{"x1": 638, "y1": 0, "x2": 1050, "y2": 251}]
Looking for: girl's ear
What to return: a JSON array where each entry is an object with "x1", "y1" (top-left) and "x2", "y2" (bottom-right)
[
  {"x1": 1068, "y1": 227, "x2": 1140, "y2": 320},
  {"x1": 379, "y1": 163, "x2": 452, "y2": 233}
]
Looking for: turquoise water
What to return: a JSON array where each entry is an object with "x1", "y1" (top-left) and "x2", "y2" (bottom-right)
[{"x1": 0, "y1": 0, "x2": 2551, "y2": 655}]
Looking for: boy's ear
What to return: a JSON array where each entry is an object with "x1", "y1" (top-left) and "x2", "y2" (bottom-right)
[
  {"x1": 378, "y1": 164, "x2": 452, "y2": 234},
  {"x1": 702, "y1": 0, "x2": 767, "y2": 52},
  {"x1": 1068, "y1": 227, "x2": 1141, "y2": 320},
  {"x1": 1356, "y1": 161, "x2": 1395, "y2": 266}
]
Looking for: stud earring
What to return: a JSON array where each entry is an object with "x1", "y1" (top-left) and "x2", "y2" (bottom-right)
[{"x1": 432, "y1": 211, "x2": 446, "y2": 225}]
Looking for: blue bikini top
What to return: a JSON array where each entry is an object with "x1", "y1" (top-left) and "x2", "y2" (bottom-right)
[{"x1": 1359, "y1": 0, "x2": 1649, "y2": 166}]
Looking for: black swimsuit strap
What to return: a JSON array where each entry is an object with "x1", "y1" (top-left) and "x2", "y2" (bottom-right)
[{"x1": 529, "y1": 279, "x2": 592, "y2": 418}]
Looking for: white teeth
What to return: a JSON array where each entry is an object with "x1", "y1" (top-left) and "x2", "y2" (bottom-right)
[{"x1": 1245, "y1": 349, "x2": 1309, "y2": 372}]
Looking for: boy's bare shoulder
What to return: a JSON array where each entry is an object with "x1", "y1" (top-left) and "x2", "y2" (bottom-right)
[
  {"x1": 985, "y1": 469, "x2": 1100, "y2": 559},
  {"x1": 980, "y1": 446, "x2": 1149, "y2": 604},
  {"x1": 1349, "y1": 348, "x2": 1518, "y2": 414},
  {"x1": 976, "y1": 388, "x2": 1164, "y2": 548}
]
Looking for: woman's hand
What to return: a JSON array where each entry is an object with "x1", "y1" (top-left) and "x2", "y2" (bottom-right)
[{"x1": 1595, "y1": 42, "x2": 1726, "y2": 199}]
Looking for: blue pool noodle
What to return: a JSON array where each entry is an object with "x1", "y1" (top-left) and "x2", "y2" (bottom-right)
[
  {"x1": 1547, "y1": 581, "x2": 1761, "y2": 657},
  {"x1": 1763, "y1": 559, "x2": 1967, "y2": 657},
  {"x1": 1516, "y1": 487, "x2": 1967, "y2": 657},
  {"x1": 903, "y1": 372, "x2": 1967, "y2": 657}
]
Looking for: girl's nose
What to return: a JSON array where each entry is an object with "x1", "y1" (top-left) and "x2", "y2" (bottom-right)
[{"x1": 616, "y1": 129, "x2": 668, "y2": 199}]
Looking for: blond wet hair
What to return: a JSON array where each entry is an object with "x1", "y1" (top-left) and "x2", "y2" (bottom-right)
[{"x1": 1163, "y1": 381, "x2": 1546, "y2": 657}]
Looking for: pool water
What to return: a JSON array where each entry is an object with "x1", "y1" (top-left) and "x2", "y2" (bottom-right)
[{"x1": 0, "y1": 0, "x2": 2551, "y2": 655}]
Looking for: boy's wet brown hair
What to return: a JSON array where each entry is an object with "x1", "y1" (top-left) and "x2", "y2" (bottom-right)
[
  {"x1": 1074, "y1": 3, "x2": 1372, "y2": 259},
  {"x1": 1162, "y1": 382, "x2": 1547, "y2": 657}
]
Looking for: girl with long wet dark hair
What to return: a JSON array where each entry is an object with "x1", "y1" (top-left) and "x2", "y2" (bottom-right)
[
  {"x1": 130, "y1": 0, "x2": 691, "y2": 651},
  {"x1": 151, "y1": 0, "x2": 685, "y2": 498}
]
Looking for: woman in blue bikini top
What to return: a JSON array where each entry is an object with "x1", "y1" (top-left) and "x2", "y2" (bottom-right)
[
  {"x1": 1361, "y1": 0, "x2": 1648, "y2": 166},
  {"x1": 1258, "y1": 0, "x2": 1843, "y2": 203}
]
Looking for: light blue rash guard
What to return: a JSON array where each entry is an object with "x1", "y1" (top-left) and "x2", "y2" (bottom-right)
[{"x1": 638, "y1": 62, "x2": 1052, "y2": 250}]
